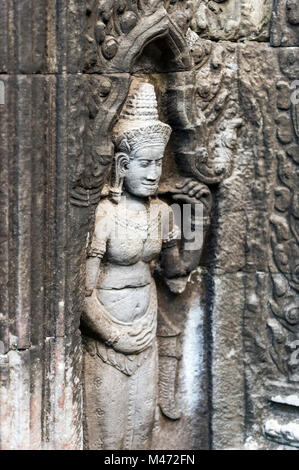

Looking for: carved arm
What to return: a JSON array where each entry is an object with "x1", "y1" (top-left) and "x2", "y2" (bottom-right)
[
  {"x1": 159, "y1": 177, "x2": 212, "y2": 282},
  {"x1": 86, "y1": 256, "x2": 101, "y2": 297}
]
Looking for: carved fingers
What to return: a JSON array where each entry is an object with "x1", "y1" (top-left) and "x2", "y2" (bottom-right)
[
  {"x1": 173, "y1": 178, "x2": 212, "y2": 210},
  {"x1": 172, "y1": 193, "x2": 199, "y2": 205},
  {"x1": 113, "y1": 328, "x2": 154, "y2": 354},
  {"x1": 128, "y1": 315, "x2": 155, "y2": 345}
]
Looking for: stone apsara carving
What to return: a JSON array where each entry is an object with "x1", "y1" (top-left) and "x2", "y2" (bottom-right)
[
  {"x1": 81, "y1": 81, "x2": 209, "y2": 449},
  {"x1": 73, "y1": 0, "x2": 242, "y2": 451},
  {"x1": 71, "y1": 1, "x2": 193, "y2": 207},
  {"x1": 2, "y1": 0, "x2": 293, "y2": 452}
]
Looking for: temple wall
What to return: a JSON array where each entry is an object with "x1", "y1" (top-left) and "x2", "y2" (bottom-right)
[{"x1": 0, "y1": 0, "x2": 298, "y2": 450}]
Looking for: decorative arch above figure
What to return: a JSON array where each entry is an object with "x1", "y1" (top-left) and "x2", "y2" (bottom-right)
[{"x1": 70, "y1": 0, "x2": 241, "y2": 208}]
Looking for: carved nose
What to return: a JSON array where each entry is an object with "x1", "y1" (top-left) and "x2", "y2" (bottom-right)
[{"x1": 147, "y1": 172, "x2": 158, "y2": 181}]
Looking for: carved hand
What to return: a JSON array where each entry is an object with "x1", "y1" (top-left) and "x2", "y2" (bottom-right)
[
  {"x1": 172, "y1": 177, "x2": 212, "y2": 213},
  {"x1": 159, "y1": 177, "x2": 212, "y2": 211},
  {"x1": 113, "y1": 322, "x2": 155, "y2": 354},
  {"x1": 83, "y1": 292, "x2": 156, "y2": 355}
]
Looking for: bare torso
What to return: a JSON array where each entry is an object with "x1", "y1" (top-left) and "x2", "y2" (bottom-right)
[{"x1": 94, "y1": 196, "x2": 169, "y2": 323}]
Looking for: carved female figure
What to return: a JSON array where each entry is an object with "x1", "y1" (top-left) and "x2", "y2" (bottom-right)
[{"x1": 82, "y1": 82, "x2": 207, "y2": 450}]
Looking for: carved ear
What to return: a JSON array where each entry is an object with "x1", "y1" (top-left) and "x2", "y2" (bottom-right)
[
  {"x1": 115, "y1": 152, "x2": 130, "y2": 178},
  {"x1": 110, "y1": 152, "x2": 130, "y2": 203}
]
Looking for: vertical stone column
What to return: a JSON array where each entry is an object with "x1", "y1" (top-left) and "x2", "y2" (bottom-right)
[
  {"x1": 0, "y1": 1, "x2": 85, "y2": 450},
  {"x1": 262, "y1": 0, "x2": 299, "y2": 448}
]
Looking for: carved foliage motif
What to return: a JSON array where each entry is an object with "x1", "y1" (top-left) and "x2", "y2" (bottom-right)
[
  {"x1": 268, "y1": 49, "x2": 299, "y2": 383},
  {"x1": 84, "y1": 0, "x2": 193, "y2": 73},
  {"x1": 71, "y1": 1, "x2": 242, "y2": 207},
  {"x1": 70, "y1": 74, "x2": 130, "y2": 206},
  {"x1": 194, "y1": 39, "x2": 242, "y2": 183}
]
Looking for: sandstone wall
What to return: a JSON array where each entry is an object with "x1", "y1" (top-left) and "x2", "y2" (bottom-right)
[{"x1": 0, "y1": 0, "x2": 298, "y2": 450}]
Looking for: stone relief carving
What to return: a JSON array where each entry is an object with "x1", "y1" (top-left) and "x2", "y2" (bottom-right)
[
  {"x1": 193, "y1": 38, "x2": 242, "y2": 183},
  {"x1": 70, "y1": 1, "x2": 240, "y2": 209},
  {"x1": 267, "y1": 50, "x2": 299, "y2": 388},
  {"x1": 84, "y1": 0, "x2": 194, "y2": 73},
  {"x1": 271, "y1": 0, "x2": 299, "y2": 47},
  {"x1": 70, "y1": 2, "x2": 243, "y2": 450},
  {"x1": 2, "y1": 0, "x2": 299, "y2": 452},
  {"x1": 71, "y1": 1, "x2": 193, "y2": 207},
  {"x1": 3, "y1": 0, "x2": 299, "y2": 452},
  {"x1": 191, "y1": 0, "x2": 273, "y2": 42},
  {"x1": 81, "y1": 81, "x2": 210, "y2": 449},
  {"x1": 68, "y1": 2, "x2": 297, "y2": 450},
  {"x1": 263, "y1": 419, "x2": 299, "y2": 448}
]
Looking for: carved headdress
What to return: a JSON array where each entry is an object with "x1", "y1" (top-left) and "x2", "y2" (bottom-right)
[{"x1": 113, "y1": 82, "x2": 172, "y2": 155}]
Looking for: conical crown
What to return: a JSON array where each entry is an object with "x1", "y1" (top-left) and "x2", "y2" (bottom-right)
[{"x1": 113, "y1": 82, "x2": 172, "y2": 155}]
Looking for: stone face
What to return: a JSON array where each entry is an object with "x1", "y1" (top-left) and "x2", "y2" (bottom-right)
[{"x1": 1, "y1": 0, "x2": 299, "y2": 451}]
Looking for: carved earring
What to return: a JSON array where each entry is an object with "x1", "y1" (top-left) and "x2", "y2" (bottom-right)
[{"x1": 109, "y1": 152, "x2": 130, "y2": 203}]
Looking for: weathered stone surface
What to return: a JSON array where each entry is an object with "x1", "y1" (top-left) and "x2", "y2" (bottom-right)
[
  {"x1": 0, "y1": 331, "x2": 82, "y2": 450},
  {"x1": 0, "y1": 0, "x2": 85, "y2": 74},
  {"x1": 265, "y1": 41, "x2": 299, "y2": 436},
  {"x1": 210, "y1": 273, "x2": 246, "y2": 450},
  {"x1": 191, "y1": 0, "x2": 273, "y2": 42},
  {"x1": 0, "y1": 73, "x2": 83, "y2": 449},
  {"x1": 152, "y1": 269, "x2": 209, "y2": 450},
  {"x1": 271, "y1": 0, "x2": 299, "y2": 47},
  {"x1": 206, "y1": 38, "x2": 299, "y2": 449},
  {"x1": 1, "y1": 0, "x2": 299, "y2": 452}
]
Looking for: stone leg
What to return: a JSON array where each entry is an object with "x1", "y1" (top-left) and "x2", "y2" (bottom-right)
[{"x1": 83, "y1": 341, "x2": 158, "y2": 450}]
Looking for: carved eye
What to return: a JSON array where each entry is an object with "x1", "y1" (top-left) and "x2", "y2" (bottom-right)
[{"x1": 140, "y1": 160, "x2": 150, "y2": 168}]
